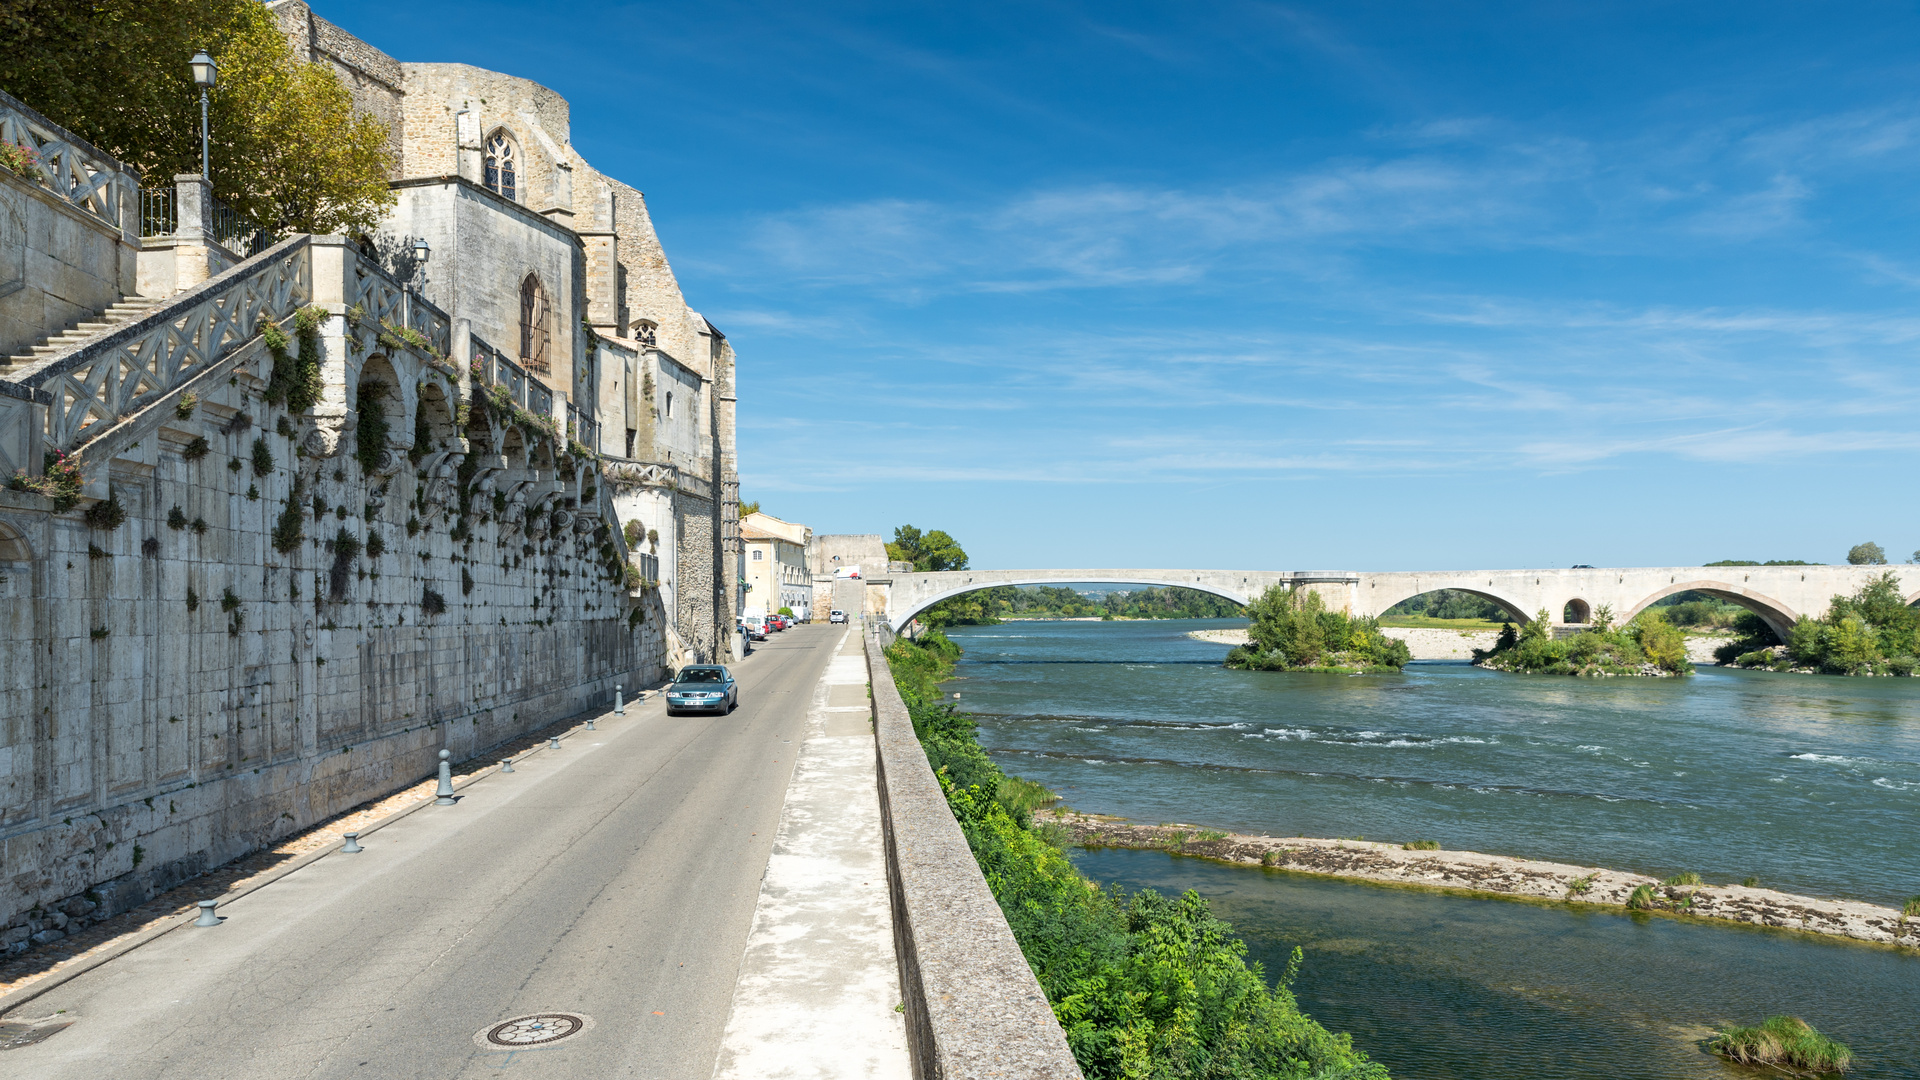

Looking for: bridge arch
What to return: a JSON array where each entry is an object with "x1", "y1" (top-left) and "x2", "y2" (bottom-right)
[
  {"x1": 891, "y1": 576, "x2": 1251, "y2": 633},
  {"x1": 1621, "y1": 580, "x2": 1799, "y2": 641},
  {"x1": 1367, "y1": 584, "x2": 1535, "y2": 626}
]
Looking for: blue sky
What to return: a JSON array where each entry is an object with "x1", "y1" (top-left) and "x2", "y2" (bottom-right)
[{"x1": 325, "y1": 0, "x2": 1920, "y2": 570}]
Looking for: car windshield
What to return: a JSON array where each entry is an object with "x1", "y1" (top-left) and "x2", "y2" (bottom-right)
[{"x1": 677, "y1": 668, "x2": 725, "y2": 683}]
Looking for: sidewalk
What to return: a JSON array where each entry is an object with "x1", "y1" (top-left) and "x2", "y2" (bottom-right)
[{"x1": 711, "y1": 622, "x2": 912, "y2": 1079}]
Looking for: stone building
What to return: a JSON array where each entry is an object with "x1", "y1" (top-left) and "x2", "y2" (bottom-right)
[
  {"x1": 741, "y1": 512, "x2": 814, "y2": 621},
  {"x1": 271, "y1": 0, "x2": 742, "y2": 664},
  {"x1": 0, "y1": 6, "x2": 743, "y2": 941}
]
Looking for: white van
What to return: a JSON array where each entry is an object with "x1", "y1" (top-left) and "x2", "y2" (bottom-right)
[
  {"x1": 829, "y1": 609, "x2": 846, "y2": 623},
  {"x1": 833, "y1": 566, "x2": 862, "y2": 580}
]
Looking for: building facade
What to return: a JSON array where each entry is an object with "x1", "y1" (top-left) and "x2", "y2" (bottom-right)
[
  {"x1": 271, "y1": 1, "x2": 742, "y2": 663},
  {"x1": 741, "y1": 512, "x2": 814, "y2": 621}
]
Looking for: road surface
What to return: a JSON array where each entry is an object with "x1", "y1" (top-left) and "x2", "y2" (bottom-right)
[{"x1": 3, "y1": 623, "x2": 847, "y2": 1079}]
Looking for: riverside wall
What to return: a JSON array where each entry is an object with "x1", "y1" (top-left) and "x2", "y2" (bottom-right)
[{"x1": 863, "y1": 625, "x2": 1083, "y2": 1079}]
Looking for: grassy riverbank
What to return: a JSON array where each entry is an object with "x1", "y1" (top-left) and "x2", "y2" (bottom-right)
[{"x1": 886, "y1": 631, "x2": 1390, "y2": 1080}]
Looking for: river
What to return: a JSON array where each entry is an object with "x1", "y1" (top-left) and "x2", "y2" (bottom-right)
[{"x1": 939, "y1": 617, "x2": 1920, "y2": 1080}]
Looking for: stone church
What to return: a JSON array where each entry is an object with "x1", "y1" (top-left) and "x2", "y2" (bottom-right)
[{"x1": 274, "y1": 0, "x2": 743, "y2": 664}]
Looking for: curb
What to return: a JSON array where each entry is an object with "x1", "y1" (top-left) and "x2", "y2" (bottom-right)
[{"x1": 0, "y1": 697, "x2": 650, "y2": 1018}]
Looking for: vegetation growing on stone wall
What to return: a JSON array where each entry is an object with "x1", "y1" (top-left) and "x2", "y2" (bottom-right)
[
  {"x1": 182, "y1": 436, "x2": 210, "y2": 462},
  {"x1": 175, "y1": 393, "x2": 197, "y2": 420},
  {"x1": 0, "y1": 139, "x2": 45, "y2": 181},
  {"x1": 82, "y1": 486, "x2": 126, "y2": 531},
  {"x1": 167, "y1": 506, "x2": 187, "y2": 530},
  {"x1": 250, "y1": 437, "x2": 274, "y2": 477},
  {"x1": 886, "y1": 634, "x2": 1390, "y2": 1080},
  {"x1": 8, "y1": 449, "x2": 85, "y2": 511},
  {"x1": 1225, "y1": 586, "x2": 1411, "y2": 673},
  {"x1": 262, "y1": 307, "x2": 328, "y2": 413},
  {"x1": 1719, "y1": 571, "x2": 1919, "y2": 676},
  {"x1": 421, "y1": 588, "x2": 446, "y2": 616},
  {"x1": 1473, "y1": 608, "x2": 1691, "y2": 676},
  {"x1": 365, "y1": 530, "x2": 385, "y2": 558},
  {"x1": 271, "y1": 479, "x2": 306, "y2": 554},
  {"x1": 354, "y1": 380, "x2": 390, "y2": 476}
]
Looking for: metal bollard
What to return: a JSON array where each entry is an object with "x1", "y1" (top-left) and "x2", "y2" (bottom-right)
[
  {"x1": 586, "y1": 717, "x2": 596, "y2": 731},
  {"x1": 500, "y1": 758, "x2": 514, "y2": 773},
  {"x1": 194, "y1": 900, "x2": 220, "y2": 927},
  {"x1": 615, "y1": 683, "x2": 624, "y2": 715},
  {"x1": 341, "y1": 832, "x2": 363, "y2": 854},
  {"x1": 434, "y1": 749, "x2": 455, "y2": 805},
  {"x1": 548, "y1": 736, "x2": 561, "y2": 750}
]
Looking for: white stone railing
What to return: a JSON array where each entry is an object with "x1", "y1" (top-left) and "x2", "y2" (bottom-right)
[
  {"x1": 0, "y1": 89, "x2": 135, "y2": 233},
  {"x1": 0, "y1": 235, "x2": 312, "y2": 456},
  {"x1": 348, "y1": 253, "x2": 452, "y2": 358},
  {"x1": 471, "y1": 334, "x2": 555, "y2": 418}
]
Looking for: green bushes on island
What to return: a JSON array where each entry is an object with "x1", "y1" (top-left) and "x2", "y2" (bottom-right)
[
  {"x1": 1718, "y1": 572, "x2": 1918, "y2": 676},
  {"x1": 886, "y1": 632, "x2": 1389, "y2": 1080},
  {"x1": 1473, "y1": 607, "x2": 1692, "y2": 677},
  {"x1": 1226, "y1": 585, "x2": 1411, "y2": 673},
  {"x1": 1709, "y1": 1015, "x2": 1852, "y2": 1075}
]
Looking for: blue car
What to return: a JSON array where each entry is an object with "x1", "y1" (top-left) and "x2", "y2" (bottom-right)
[{"x1": 666, "y1": 666, "x2": 738, "y2": 715}]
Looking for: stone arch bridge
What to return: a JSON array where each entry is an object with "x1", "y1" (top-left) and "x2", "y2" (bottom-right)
[{"x1": 876, "y1": 566, "x2": 1920, "y2": 639}]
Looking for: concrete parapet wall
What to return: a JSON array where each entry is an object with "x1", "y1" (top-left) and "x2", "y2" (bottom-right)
[{"x1": 863, "y1": 629, "x2": 1083, "y2": 1079}]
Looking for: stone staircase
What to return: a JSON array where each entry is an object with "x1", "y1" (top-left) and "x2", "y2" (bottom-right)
[{"x1": 2, "y1": 296, "x2": 165, "y2": 376}]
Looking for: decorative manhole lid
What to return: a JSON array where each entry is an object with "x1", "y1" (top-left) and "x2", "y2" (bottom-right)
[{"x1": 473, "y1": 1012, "x2": 594, "y2": 1048}]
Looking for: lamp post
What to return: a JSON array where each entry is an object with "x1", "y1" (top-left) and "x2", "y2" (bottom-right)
[
  {"x1": 411, "y1": 236, "x2": 431, "y2": 292},
  {"x1": 190, "y1": 50, "x2": 218, "y2": 180}
]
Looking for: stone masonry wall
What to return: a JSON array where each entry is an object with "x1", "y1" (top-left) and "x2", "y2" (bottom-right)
[
  {"x1": 0, "y1": 169, "x2": 136, "y2": 360},
  {"x1": 0, "y1": 316, "x2": 660, "y2": 943}
]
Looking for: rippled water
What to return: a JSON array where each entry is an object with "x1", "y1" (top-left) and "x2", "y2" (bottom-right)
[
  {"x1": 1077, "y1": 848, "x2": 1920, "y2": 1080},
  {"x1": 946, "y1": 619, "x2": 1920, "y2": 903},
  {"x1": 939, "y1": 618, "x2": 1920, "y2": 1079}
]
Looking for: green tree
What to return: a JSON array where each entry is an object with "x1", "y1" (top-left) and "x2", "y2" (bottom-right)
[
  {"x1": 887, "y1": 525, "x2": 969, "y2": 571},
  {"x1": 0, "y1": 0, "x2": 395, "y2": 233},
  {"x1": 738, "y1": 499, "x2": 760, "y2": 518},
  {"x1": 1847, "y1": 542, "x2": 1887, "y2": 565}
]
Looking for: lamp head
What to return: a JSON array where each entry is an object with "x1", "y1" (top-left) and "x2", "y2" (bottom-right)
[
  {"x1": 412, "y1": 237, "x2": 431, "y2": 264},
  {"x1": 190, "y1": 50, "x2": 218, "y2": 90}
]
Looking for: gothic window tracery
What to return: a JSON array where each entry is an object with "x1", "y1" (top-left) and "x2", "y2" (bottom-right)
[
  {"x1": 520, "y1": 274, "x2": 550, "y2": 374},
  {"x1": 485, "y1": 133, "x2": 518, "y2": 201}
]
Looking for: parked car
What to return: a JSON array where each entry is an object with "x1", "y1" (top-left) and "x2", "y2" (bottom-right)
[
  {"x1": 666, "y1": 665, "x2": 738, "y2": 715},
  {"x1": 767, "y1": 615, "x2": 785, "y2": 631},
  {"x1": 741, "y1": 616, "x2": 768, "y2": 641},
  {"x1": 829, "y1": 609, "x2": 847, "y2": 624}
]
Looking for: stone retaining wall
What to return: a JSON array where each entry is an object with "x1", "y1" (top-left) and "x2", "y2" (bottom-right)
[{"x1": 863, "y1": 628, "x2": 1082, "y2": 1079}]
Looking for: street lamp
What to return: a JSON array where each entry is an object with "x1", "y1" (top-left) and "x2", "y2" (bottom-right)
[
  {"x1": 190, "y1": 50, "x2": 218, "y2": 180},
  {"x1": 411, "y1": 237, "x2": 431, "y2": 291}
]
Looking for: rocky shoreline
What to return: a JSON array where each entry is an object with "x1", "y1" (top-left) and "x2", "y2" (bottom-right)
[{"x1": 1056, "y1": 812, "x2": 1919, "y2": 951}]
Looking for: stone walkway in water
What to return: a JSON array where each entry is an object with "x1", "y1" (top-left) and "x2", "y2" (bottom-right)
[{"x1": 710, "y1": 623, "x2": 912, "y2": 1080}]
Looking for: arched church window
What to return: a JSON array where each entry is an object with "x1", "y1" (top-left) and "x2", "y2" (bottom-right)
[
  {"x1": 519, "y1": 274, "x2": 550, "y2": 373},
  {"x1": 485, "y1": 133, "x2": 517, "y2": 201}
]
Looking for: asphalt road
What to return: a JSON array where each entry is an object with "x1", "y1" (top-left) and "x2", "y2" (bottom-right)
[{"x1": 2, "y1": 623, "x2": 847, "y2": 1080}]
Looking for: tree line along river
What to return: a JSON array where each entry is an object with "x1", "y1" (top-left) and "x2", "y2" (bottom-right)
[{"x1": 939, "y1": 617, "x2": 1920, "y2": 1080}]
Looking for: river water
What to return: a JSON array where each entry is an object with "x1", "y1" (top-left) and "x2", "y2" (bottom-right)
[{"x1": 940, "y1": 617, "x2": 1920, "y2": 1080}]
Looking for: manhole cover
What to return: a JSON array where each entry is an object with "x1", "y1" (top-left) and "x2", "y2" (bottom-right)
[{"x1": 473, "y1": 1012, "x2": 594, "y2": 1048}]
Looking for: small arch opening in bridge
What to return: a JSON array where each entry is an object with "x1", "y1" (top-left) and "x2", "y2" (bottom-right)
[
  {"x1": 1563, "y1": 598, "x2": 1591, "y2": 625},
  {"x1": 902, "y1": 580, "x2": 1246, "y2": 633},
  {"x1": 1622, "y1": 581, "x2": 1799, "y2": 646},
  {"x1": 1380, "y1": 588, "x2": 1528, "y2": 627}
]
